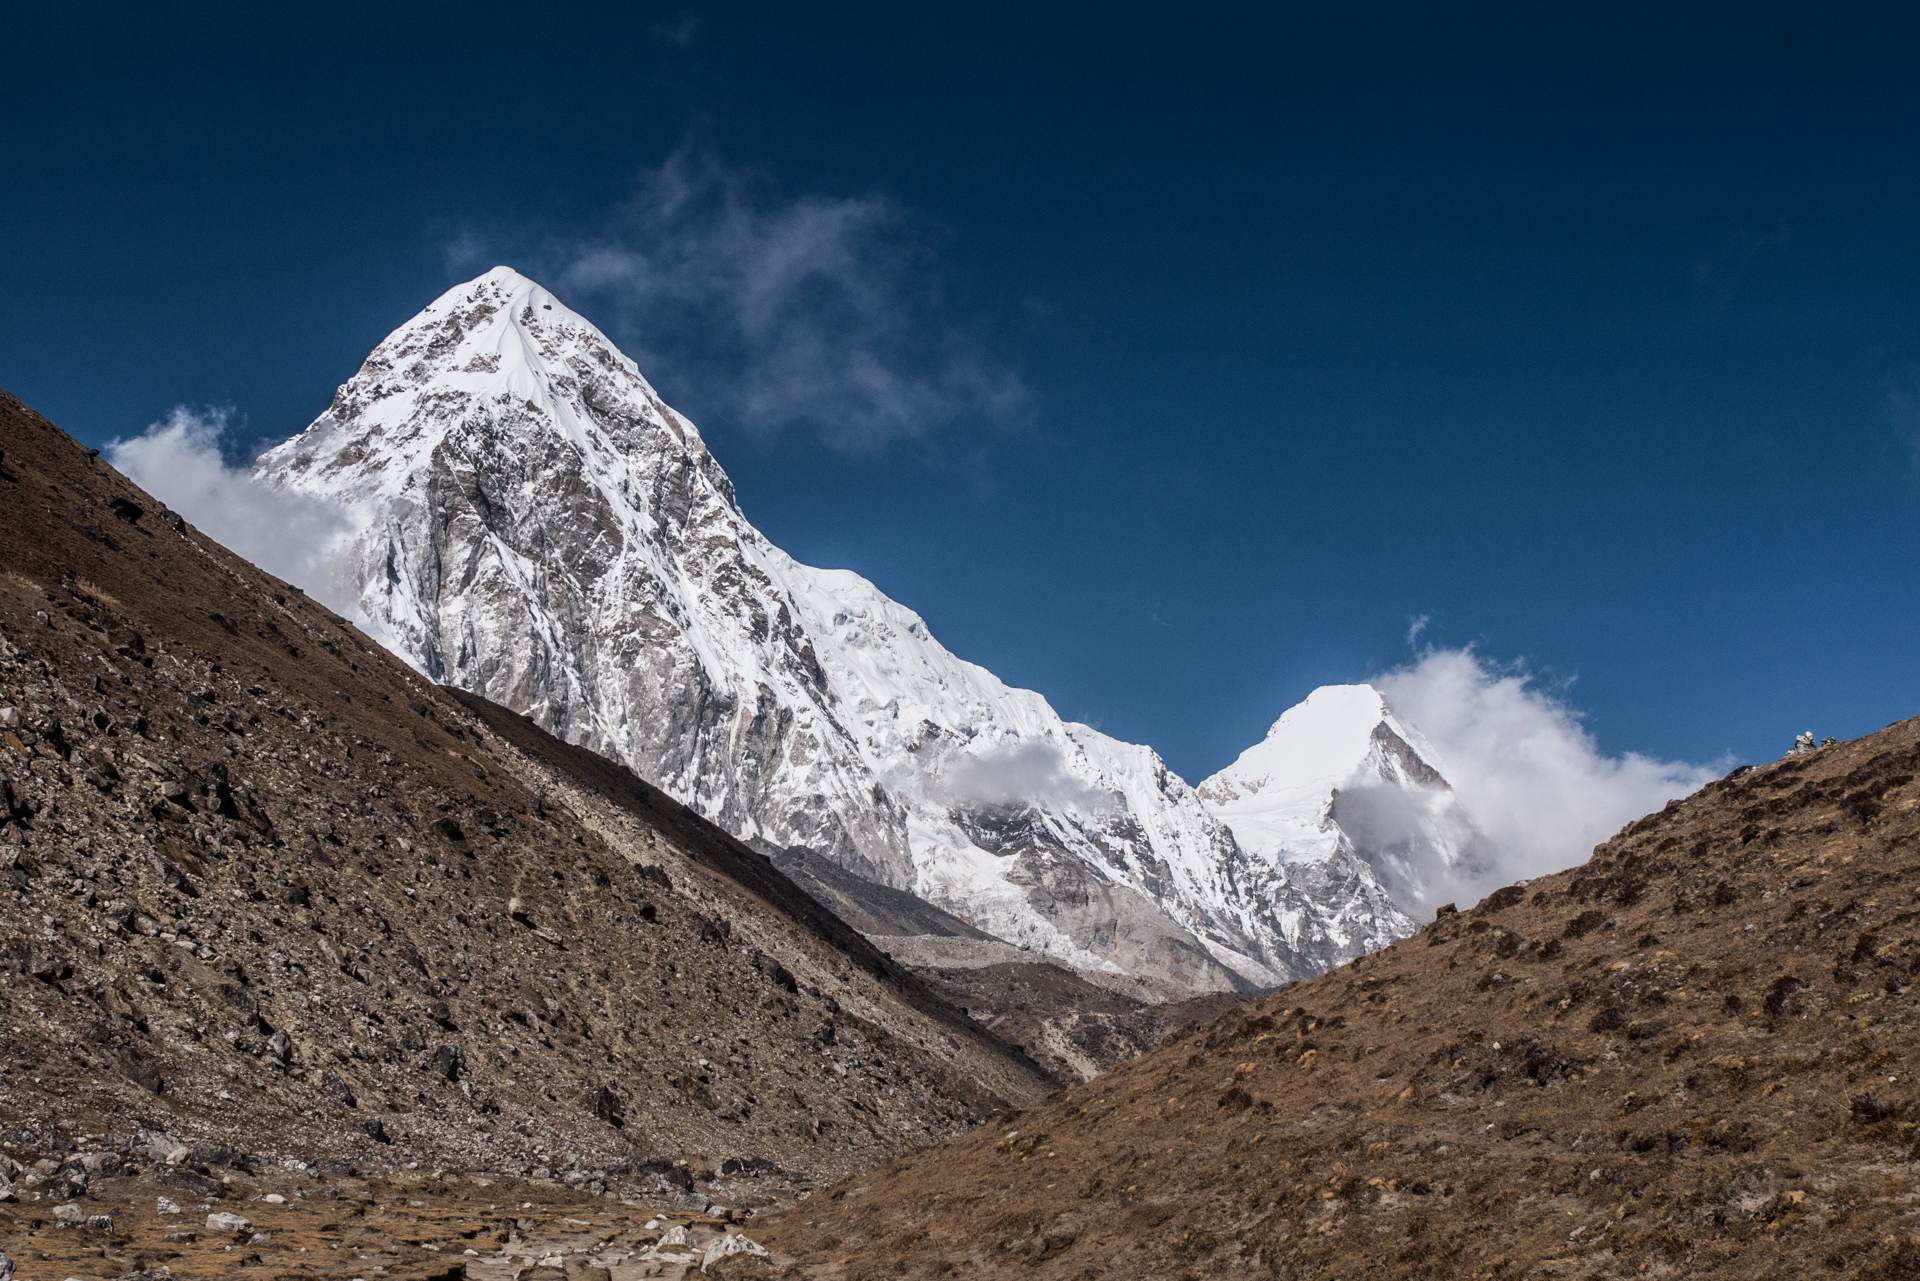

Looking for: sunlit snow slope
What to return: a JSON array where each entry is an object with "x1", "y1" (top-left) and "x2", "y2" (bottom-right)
[
  {"x1": 257, "y1": 268, "x2": 1427, "y2": 988},
  {"x1": 1198, "y1": 684, "x2": 1484, "y2": 922}
]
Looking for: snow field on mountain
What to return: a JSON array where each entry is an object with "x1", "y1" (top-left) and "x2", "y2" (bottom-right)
[{"x1": 250, "y1": 267, "x2": 1469, "y2": 990}]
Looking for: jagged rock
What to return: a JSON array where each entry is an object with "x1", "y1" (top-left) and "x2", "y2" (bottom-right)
[
  {"x1": 323, "y1": 1071, "x2": 357, "y2": 1106},
  {"x1": 137, "y1": 1131, "x2": 190, "y2": 1166},
  {"x1": 589, "y1": 1085, "x2": 624, "y2": 1128},
  {"x1": 428, "y1": 1044, "x2": 464, "y2": 1081},
  {"x1": 702, "y1": 1233, "x2": 768, "y2": 1270},
  {"x1": 205, "y1": 1210, "x2": 251, "y2": 1234},
  {"x1": 79, "y1": 1151, "x2": 122, "y2": 1178},
  {"x1": 187, "y1": 1143, "x2": 234, "y2": 1169},
  {"x1": 159, "y1": 1168, "x2": 223, "y2": 1199}
]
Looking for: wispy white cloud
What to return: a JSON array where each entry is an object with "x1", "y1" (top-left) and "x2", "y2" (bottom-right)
[
  {"x1": 1373, "y1": 647, "x2": 1722, "y2": 906},
  {"x1": 653, "y1": 14, "x2": 699, "y2": 46},
  {"x1": 106, "y1": 406, "x2": 355, "y2": 606},
  {"x1": 1887, "y1": 372, "x2": 1920, "y2": 470},
  {"x1": 506, "y1": 150, "x2": 1031, "y2": 449},
  {"x1": 931, "y1": 739, "x2": 1113, "y2": 814}
]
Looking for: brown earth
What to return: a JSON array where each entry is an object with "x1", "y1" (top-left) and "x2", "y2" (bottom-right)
[
  {"x1": 756, "y1": 715, "x2": 1920, "y2": 1279},
  {"x1": 0, "y1": 386, "x2": 1055, "y2": 1233}
]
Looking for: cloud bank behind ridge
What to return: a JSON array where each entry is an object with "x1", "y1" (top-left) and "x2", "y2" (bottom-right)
[
  {"x1": 1372, "y1": 647, "x2": 1723, "y2": 907},
  {"x1": 106, "y1": 406, "x2": 356, "y2": 610}
]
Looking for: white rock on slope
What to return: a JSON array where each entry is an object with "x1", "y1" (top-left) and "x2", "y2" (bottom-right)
[{"x1": 255, "y1": 266, "x2": 1425, "y2": 987}]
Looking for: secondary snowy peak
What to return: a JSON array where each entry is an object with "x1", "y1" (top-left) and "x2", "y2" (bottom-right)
[
  {"x1": 1199, "y1": 683, "x2": 1481, "y2": 919},
  {"x1": 257, "y1": 268, "x2": 1414, "y2": 990}
]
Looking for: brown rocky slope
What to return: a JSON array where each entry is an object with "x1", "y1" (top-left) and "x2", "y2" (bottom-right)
[
  {"x1": 758, "y1": 712, "x2": 1920, "y2": 1279},
  {"x1": 0, "y1": 385, "x2": 1055, "y2": 1228}
]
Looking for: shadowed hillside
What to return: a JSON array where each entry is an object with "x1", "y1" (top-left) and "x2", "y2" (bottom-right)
[{"x1": 0, "y1": 386, "x2": 1054, "y2": 1235}]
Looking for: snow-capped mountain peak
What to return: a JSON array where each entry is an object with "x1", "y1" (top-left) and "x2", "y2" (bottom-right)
[
  {"x1": 257, "y1": 267, "x2": 1429, "y2": 991},
  {"x1": 1199, "y1": 683, "x2": 1482, "y2": 918}
]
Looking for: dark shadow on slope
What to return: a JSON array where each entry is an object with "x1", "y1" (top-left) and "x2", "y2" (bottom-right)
[
  {"x1": 443, "y1": 685, "x2": 1062, "y2": 1090},
  {"x1": 768, "y1": 847, "x2": 997, "y2": 941}
]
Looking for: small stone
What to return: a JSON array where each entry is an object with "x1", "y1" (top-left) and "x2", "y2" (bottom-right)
[
  {"x1": 658, "y1": 1225, "x2": 690, "y2": 1247},
  {"x1": 53, "y1": 1201, "x2": 85, "y2": 1227},
  {"x1": 117, "y1": 1269, "x2": 173, "y2": 1281},
  {"x1": 263, "y1": 1193, "x2": 286, "y2": 1204},
  {"x1": 156, "y1": 1196, "x2": 181, "y2": 1215},
  {"x1": 206, "y1": 1210, "x2": 252, "y2": 1233},
  {"x1": 87, "y1": 1213, "x2": 115, "y2": 1232},
  {"x1": 247, "y1": 1232, "x2": 271, "y2": 1244}
]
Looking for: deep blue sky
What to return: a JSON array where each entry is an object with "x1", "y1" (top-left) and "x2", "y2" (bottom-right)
[{"x1": 6, "y1": 2, "x2": 1919, "y2": 780}]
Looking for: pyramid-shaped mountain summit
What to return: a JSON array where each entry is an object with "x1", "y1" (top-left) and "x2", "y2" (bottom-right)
[{"x1": 257, "y1": 267, "x2": 1467, "y2": 986}]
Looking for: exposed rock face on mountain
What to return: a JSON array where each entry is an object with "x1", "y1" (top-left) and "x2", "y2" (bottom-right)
[
  {"x1": 0, "y1": 387, "x2": 1055, "y2": 1206},
  {"x1": 762, "y1": 715, "x2": 1920, "y2": 1280},
  {"x1": 1199, "y1": 683, "x2": 1483, "y2": 928},
  {"x1": 253, "y1": 267, "x2": 1427, "y2": 990}
]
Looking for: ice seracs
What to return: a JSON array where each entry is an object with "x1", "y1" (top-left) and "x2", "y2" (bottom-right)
[{"x1": 256, "y1": 267, "x2": 1447, "y2": 990}]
